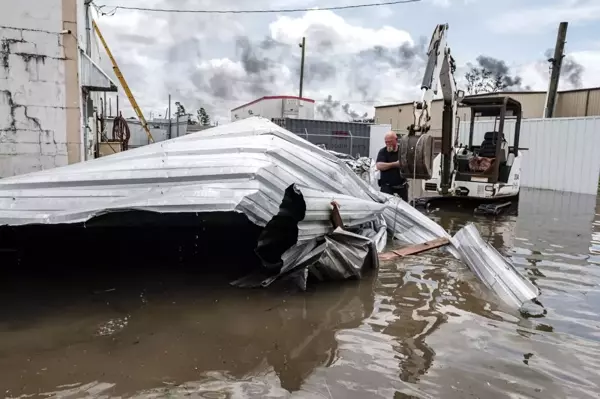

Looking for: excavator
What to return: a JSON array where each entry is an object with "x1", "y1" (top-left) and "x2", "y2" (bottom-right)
[{"x1": 398, "y1": 24, "x2": 524, "y2": 215}]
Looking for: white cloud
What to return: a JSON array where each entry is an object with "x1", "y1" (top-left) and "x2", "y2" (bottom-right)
[
  {"x1": 94, "y1": 2, "x2": 600, "y2": 126},
  {"x1": 269, "y1": 10, "x2": 413, "y2": 54},
  {"x1": 429, "y1": 0, "x2": 451, "y2": 7},
  {"x1": 488, "y1": 0, "x2": 600, "y2": 34}
]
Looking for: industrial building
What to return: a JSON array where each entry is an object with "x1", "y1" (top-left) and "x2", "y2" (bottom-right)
[
  {"x1": 0, "y1": 0, "x2": 117, "y2": 178},
  {"x1": 374, "y1": 86, "x2": 600, "y2": 145},
  {"x1": 231, "y1": 96, "x2": 315, "y2": 121}
]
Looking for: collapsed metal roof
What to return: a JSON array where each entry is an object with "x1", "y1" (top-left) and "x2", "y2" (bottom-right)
[
  {"x1": 0, "y1": 117, "x2": 384, "y2": 239},
  {"x1": 0, "y1": 117, "x2": 539, "y2": 311}
]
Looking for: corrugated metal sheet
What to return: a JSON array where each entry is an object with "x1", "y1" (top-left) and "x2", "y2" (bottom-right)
[
  {"x1": 556, "y1": 90, "x2": 588, "y2": 117},
  {"x1": 458, "y1": 116, "x2": 600, "y2": 195},
  {"x1": 272, "y1": 118, "x2": 371, "y2": 157},
  {"x1": 585, "y1": 89, "x2": 600, "y2": 117},
  {"x1": 453, "y1": 224, "x2": 540, "y2": 309}
]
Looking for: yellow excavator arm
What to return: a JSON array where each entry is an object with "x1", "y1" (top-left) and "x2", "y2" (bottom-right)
[{"x1": 92, "y1": 20, "x2": 154, "y2": 143}]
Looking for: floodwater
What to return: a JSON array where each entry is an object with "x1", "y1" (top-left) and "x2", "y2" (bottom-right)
[{"x1": 1, "y1": 188, "x2": 599, "y2": 398}]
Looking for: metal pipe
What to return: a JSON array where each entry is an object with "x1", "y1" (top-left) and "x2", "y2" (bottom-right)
[
  {"x1": 584, "y1": 89, "x2": 591, "y2": 117},
  {"x1": 168, "y1": 94, "x2": 172, "y2": 140},
  {"x1": 84, "y1": 0, "x2": 92, "y2": 56},
  {"x1": 348, "y1": 130, "x2": 354, "y2": 157}
]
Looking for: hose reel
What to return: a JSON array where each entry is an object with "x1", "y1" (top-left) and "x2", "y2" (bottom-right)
[{"x1": 398, "y1": 133, "x2": 435, "y2": 180}]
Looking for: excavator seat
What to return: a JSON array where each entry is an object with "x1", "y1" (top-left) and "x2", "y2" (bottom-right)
[
  {"x1": 478, "y1": 131, "x2": 505, "y2": 160},
  {"x1": 469, "y1": 131, "x2": 506, "y2": 173}
]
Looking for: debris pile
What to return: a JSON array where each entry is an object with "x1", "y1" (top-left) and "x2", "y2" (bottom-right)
[{"x1": 0, "y1": 117, "x2": 539, "y2": 311}]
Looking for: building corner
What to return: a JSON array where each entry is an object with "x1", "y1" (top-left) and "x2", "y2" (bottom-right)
[{"x1": 61, "y1": 0, "x2": 82, "y2": 165}]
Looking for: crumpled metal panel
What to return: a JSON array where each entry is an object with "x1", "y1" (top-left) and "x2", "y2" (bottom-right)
[
  {"x1": 381, "y1": 194, "x2": 458, "y2": 255},
  {"x1": 232, "y1": 228, "x2": 378, "y2": 290},
  {"x1": 378, "y1": 194, "x2": 537, "y2": 310},
  {"x1": 309, "y1": 227, "x2": 378, "y2": 281},
  {"x1": 453, "y1": 223, "x2": 540, "y2": 309}
]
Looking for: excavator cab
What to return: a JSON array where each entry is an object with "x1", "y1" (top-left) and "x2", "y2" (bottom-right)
[{"x1": 454, "y1": 96, "x2": 522, "y2": 185}]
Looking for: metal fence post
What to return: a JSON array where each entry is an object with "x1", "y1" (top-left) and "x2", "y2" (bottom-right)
[{"x1": 348, "y1": 130, "x2": 354, "y2": 157}]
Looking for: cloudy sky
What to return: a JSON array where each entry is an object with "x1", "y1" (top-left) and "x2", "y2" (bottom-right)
[{"x1": 93, "y1": 0, "x2": 600, "y2": 124}]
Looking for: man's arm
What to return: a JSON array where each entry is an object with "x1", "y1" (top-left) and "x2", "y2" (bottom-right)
[
  {"x1": 376, "y1": 161, "x2": 400, "y2": 171},
  {"x1": 376, "y1": 148, "x2": 400, "y2": 171}
]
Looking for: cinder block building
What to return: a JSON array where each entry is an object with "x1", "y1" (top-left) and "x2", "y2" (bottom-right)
[{"x1": 0, "y1": 0, "x2": 116, "y2": 178}]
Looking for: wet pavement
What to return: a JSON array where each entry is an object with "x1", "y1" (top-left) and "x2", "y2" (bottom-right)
[{"x1": 1, "y1": 188, "x2": 599, "y2": 398}]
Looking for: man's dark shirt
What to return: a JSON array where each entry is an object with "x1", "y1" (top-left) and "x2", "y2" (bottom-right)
[{"x1": 376, "y1": 147, "x2": 406, "y2": 187}]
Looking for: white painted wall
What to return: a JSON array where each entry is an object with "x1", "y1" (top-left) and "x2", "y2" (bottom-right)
[
  {"x1": 0, "y1": 0, "x2": 69, "y2": 177},
  {"x1": 231, "y1": 97, "x2": 315, "y2": 121},
  {"x1": 458, "y1": 116, "x2": 600, "y2": 195},
  {"x1": 369, "y1": 124, "x2": 392, "y2": 159}
]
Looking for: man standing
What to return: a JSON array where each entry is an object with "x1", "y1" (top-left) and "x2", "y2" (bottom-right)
[{"x1": 376, "y1": 131, "x2": 409, "y2": 201}]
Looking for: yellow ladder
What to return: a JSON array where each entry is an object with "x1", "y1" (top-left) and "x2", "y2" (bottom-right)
[{"x1": 92, "y1": 19, "x2": 155, "y2": 143}]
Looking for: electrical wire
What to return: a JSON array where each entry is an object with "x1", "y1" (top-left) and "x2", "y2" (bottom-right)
[{"x1": 93, "y1": 0, "x2": 421, "y2": 15}]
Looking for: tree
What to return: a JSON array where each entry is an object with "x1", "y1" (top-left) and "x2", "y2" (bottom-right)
[
  {"x1": 197, "y1": 107, "x2": 210, "y2": 126},
  {"x1": 174, "y1": 102, "x2": 186, "y2": 117},
  {"x1": 464, "y1": 66, "x2": 506, "y2": 95}
]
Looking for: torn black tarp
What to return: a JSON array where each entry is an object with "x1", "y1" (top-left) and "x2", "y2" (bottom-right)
[{"x1": 232, "y1": 183, "x2": 382, "y2": 290}]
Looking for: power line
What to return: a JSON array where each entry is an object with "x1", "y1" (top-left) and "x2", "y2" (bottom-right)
[
  {"x1": 102, "y1": 94, "x2": 414, "y2": 106},
  {"x1": 94, "y1": 0, "x2": 421, "y2": 15}
]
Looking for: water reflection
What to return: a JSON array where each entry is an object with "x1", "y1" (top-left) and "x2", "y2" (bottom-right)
[{"x1": 0, "y1": 270, "x2": 375, "y2": 398}]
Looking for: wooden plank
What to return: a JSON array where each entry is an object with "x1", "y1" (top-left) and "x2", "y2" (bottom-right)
[
  {"x1": 329, "y1": 200, "x2": 344, "y2": 229},
  {"x1": 378, "y1": 237, "x2": 450, "y2": 261}
]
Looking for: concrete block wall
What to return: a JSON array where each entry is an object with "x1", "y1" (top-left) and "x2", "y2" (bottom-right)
[{"x1": 0, "y1": 0, "x2": 77, "y2": 178}]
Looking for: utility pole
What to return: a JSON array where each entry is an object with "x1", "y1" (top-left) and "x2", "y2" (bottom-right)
[
  {"x1": 544, "y1": 22, "x2": 568, "y2": 118},
  {"x1": 299, "y1": 37, "x2": 305, "y2": 98},
  {"x1": 84, "y1": 0, "x2": 92, "y2": 56},
  {"x1": 168, "y1": 94, "x2": 172, "y2": 139},
  {"x1": 175, "y1": 101, "x2": 181, "y2": 138}
]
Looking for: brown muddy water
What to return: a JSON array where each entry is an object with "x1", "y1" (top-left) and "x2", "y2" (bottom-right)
[{"x1": 1, "y1": 188, "x2": 599, "y2": 398}]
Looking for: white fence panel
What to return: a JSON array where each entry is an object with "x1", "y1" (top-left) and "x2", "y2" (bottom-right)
[{"x1": 458, "y1": 117, "x2": 600, "y2": 195}]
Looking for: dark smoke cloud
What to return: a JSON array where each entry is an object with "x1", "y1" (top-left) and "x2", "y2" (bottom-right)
[
  {"x1": 167, "y1": 37, "x2": 201, "y2": 62},
  {"x1": 316, "y1": 95, "x2": 340, "y2": 120},
  {"x1": 316, "y1": 95, "x2": 367, "y2": 121},
  {"x1": 544, "y1": 49, "x2": 584, "y2": 89},
  {"x1": 169, "y1": 24, "x2": 426, "y2": 121},
  {"x1": 342, "y1": 103, "x2": 367, "y2": 120},
  {"x1": 295, "y1": 60, "x2": 337, "y2": 84},
  {"x1": 359, "y1": 35, "x2": 427, "y2": 69},
  {"x1": 475, "y1": 55, "x2": 527, "y2": 90},
  {"x1": 236, "y1": 36, "x2": 271, "y2": 75}
]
